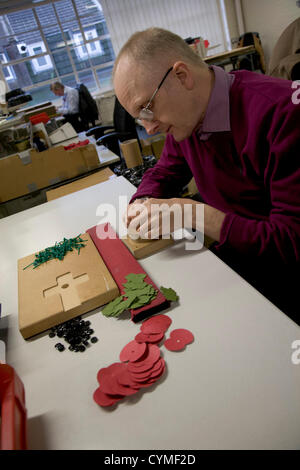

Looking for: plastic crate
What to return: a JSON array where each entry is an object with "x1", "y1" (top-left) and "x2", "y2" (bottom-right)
[{"x1": 0, "y1": 364, "x2": 27, "y2": 450}]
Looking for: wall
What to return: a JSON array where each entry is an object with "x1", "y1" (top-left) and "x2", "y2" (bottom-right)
[
  {"x1": 241, "y1": 0, "x2": 300, "y2": 67},
  {"x1": 224, "y1": 0, "x2": 240, "y2": 46}
]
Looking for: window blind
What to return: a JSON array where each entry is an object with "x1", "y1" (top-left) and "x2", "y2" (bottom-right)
[{"x1": 101, "y1": 0, "x2": 227, "y2": 57}]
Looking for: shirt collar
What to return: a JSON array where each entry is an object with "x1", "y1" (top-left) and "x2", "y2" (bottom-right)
[{"x1": 197, "y1": 65, "x2": 235, "y2": 140}]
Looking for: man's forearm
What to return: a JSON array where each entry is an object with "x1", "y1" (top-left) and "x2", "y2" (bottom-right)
[{"x1": 190, "y1": 200, "x2": 226, "y2": 243}]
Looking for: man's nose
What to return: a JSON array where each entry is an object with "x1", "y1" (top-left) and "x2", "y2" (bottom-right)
[{"x1": 142, "y1": 119, "x2": 160, "y2": 135}]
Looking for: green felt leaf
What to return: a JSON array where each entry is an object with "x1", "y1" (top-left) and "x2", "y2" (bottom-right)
[
  {"x1": 125, "y1": 273, "x2": 146, "y2": 282},
  {"x1": 110, "y1": 298, "x2": 133, "y2": 317},
  {"x1": 101, "y1": 295, "x2": 124, "y2": 316},
  {"x1": 160, "y1": 286, "x2": 179, "y2": 302},
  {"x1": 130, "y1": 295, "x2": 153, "y2": 309},
  {"x1": 101, "y1": 273, "x2": 160, "y2": 318}
]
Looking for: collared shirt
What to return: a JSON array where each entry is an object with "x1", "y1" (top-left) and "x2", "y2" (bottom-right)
[
  {"x1": 197, "y1": 65, "x2": 235, "y2": 141},
  {"x1": 59, "y1": 85, "x2": 79, "y2": 115}
]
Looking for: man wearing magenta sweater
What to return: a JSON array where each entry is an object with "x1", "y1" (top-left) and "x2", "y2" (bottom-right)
[{"x1": 113, "y1": 28, "x2": 300, "y2": 323}]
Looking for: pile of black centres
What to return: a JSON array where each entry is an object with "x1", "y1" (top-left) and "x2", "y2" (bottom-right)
[{"x1": 49, "y1": 316, "x2": 98, "y2": 352}]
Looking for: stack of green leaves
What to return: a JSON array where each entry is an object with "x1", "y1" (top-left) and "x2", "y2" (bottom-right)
[
  {"x1": 101, "y1": 274, "x2": 179, "y2": 318},
  {"x1": 101, "y1": 273, "x2": 158, "y2": 318},
  {"x1": 23, "y1": 234, "x2": 87, "y2": 270}
]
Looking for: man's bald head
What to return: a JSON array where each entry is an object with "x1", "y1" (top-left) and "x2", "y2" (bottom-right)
[
  {"x1": 113, "y1": 27, "x2": 206, "y2": 76},
  {"x1": 114, "y1": 28, "x2": 208, "y2": 106},
  {"x1": 113, "y1": 28, "x2": 213, "y2": 142}
]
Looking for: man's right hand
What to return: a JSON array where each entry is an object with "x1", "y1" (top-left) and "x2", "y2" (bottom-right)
[{"x1": 123, "y1": 198, "x2": 149, "y2": 229}]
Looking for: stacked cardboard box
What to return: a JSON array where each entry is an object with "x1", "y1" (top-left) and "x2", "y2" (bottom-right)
[
  {"x1": 140, "y1": 134, "x2": 166, "y2": 159},
  {"x1": 0, "y1": 143, "x2": 100, "y2": 203}
]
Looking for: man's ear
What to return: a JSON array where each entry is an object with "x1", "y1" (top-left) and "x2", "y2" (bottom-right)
[{"x1": 173, "y1": 61, "x2": 194, "y2": 90}]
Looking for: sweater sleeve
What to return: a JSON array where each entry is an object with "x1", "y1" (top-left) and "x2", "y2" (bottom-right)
[
  {"x1": 130, "y1": 134, "x2": 193, "y2": 203},
  {"x1": 218, "y1": 99, "x2": 300, "y2": 264}
]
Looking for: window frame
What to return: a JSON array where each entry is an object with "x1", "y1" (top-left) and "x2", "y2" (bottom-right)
[
  {"x1": 0, "y1": 0, "x2": 115, "y2": 99},
  {"x1": 0, "y1": 52, "x2": 15, "y2": 80}
]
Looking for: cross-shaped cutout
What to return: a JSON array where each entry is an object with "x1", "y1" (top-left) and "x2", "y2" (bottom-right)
[{"x1": 43, "y1": 272, "x2": 89, "y2": 311}]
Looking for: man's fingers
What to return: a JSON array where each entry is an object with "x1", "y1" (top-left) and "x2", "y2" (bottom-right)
[{"x1": 126, "y1": 201, "x2": 149, "y2": 227}]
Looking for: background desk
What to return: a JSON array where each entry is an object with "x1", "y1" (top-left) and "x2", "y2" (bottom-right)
[
  {"x1": 0, "y1": 176, "x2": 299, "y2": 450},
  {"x1": 204, "y1": 45, "x2": 256, "y2": 70}
]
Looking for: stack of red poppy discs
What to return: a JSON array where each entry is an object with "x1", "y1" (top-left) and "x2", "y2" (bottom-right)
[{"x1": 93, "y1": 314, "x2": 194, "y2": 407}]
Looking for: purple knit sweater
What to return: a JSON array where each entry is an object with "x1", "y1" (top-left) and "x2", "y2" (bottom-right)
[{"x1": 132, "y1": 70, "x2": 300, "y2": 264}]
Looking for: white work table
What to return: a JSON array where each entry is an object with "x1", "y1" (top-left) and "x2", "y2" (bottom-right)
[{"x1": 0, "y1": 176, "x2": 299, "y2": 450}]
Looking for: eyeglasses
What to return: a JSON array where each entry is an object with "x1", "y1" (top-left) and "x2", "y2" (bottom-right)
[{"x1": 139, "y1": 66, "x2": 173, "y2": 121}]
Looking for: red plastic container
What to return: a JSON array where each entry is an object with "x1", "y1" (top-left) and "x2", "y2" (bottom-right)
[
  {"x1": 0, "y1": 364, "x2": 27, "y2": 450},
  {"x1": 29, "y1": 112, "x2": 50, "y2": 125}
]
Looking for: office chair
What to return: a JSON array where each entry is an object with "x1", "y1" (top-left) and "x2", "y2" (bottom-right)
[
  {"x1": 86, "y1": 96, "x2": 142, "y2": 157},
  {"x1": 237, "y1": 32, "x2": 266, "y2": 73},
  {"x1": 76, "y1": 83, "x2": 99, "y2": 131}
]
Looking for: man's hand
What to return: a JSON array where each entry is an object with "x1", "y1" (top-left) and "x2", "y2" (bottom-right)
[
  {"x1": 123, "y1": 198, "x2": 149, "y2": 229},
  {"x1": 124, "y1": 197, "x2": 226, "y2": 242},
  {"x1": 125, "y1": 197, "x2": 195, "y2": 239}
]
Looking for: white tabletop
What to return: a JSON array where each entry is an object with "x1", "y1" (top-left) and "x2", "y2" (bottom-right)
[{"x1": 0, "y1": 176, "x2": 299, "y2": 450}]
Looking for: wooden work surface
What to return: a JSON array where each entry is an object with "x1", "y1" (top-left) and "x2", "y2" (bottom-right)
[
  {"x1": 18, "y1": 232, "x2": 119, "y2": 338},
  {"x1": 204, "y1": 45, "x2": 255, "y2": 64},
  {"x1": 1, "y1": 177, "x2": 299, "y2": 450},
  {"x1": 122, "y1": 235, "x2": 174, "y2": 259}
]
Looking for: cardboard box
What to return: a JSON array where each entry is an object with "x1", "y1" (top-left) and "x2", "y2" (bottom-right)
[
  {"x1": 49, "y1": 123, "x2": 77, "y2": 144},
  {"x1": 140, "y1": 141, "x2": 153, "y2": 157},
  {"x1": 151, "y1": 138, "x2": 165, "y2": 159},
  {"x1": 0, "y1": 143, "x2": 100, "y2": 203},
  {"x1": 46, "y1": 167, "x2": 114, "y2": 201},
  {"x1": 0, "y1": 189, "x2": 46, "y2": 218},
  {"x1": 0, "y1": 150, "x2": 44, "y2": 202},
  {"x1": 18, "y1": 232, "x2": 119, "y2": 339},
  {"x1": 141, "y1": 134, "x2": 166, "y2": 159}
]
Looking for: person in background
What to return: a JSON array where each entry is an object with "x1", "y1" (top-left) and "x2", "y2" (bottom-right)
[
  {"x1": 113, "y1": 27, "x2": 300, "y2": 323},
  {"x1": 50, "y1": 81, "x2": 81, "y2": 132}
]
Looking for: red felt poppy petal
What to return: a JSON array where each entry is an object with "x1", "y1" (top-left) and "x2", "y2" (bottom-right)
[
  {"x1": 135, "y1": 332, "x2": 165, "y2": 344},
  {"x1": 170, "y1": 328, "x2": 194, "y2": 344},
  {"x1": 107, "y1": 365, "x2": 138, "y2": 396},
  {"x1": 119, "y1": 340, "x2": 147, "y2": 362},
  {"x1": 148, "y1": 364, "x2": 165, "y2": 382},
  {"x1": 117, "y1": 368, "x2": 141, "y2": 390},
  {"x1": 141, "y1": 314, "x2": 172, "y2": 334},
  {"x1": 93, "y1": 387, "x2": 123, "y2": 407},
  {"x1": 130, "y1": 369, "x2": 152, "y2": 380},
  {"x1": 127, "y1": 356, "x2": 160, "y2": 373},
  {"x1": 127, "y1": 344, "x2": 161, "y2": 371},
  {"x1": 164, "y1": 337, "x2": 186, "y2": 351},
  {"x1": 141, "y1": 323, "x2": 165, "y2": 334},
  {"x1": 149, "y1": 359, "x2": 165, "y2": 379},
  {"x1": 130, "y1": 374, "x2": 153, "y2": 384},
  {"x1": 150, "y1": 358, "x2": 165, "y2": 374}
]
